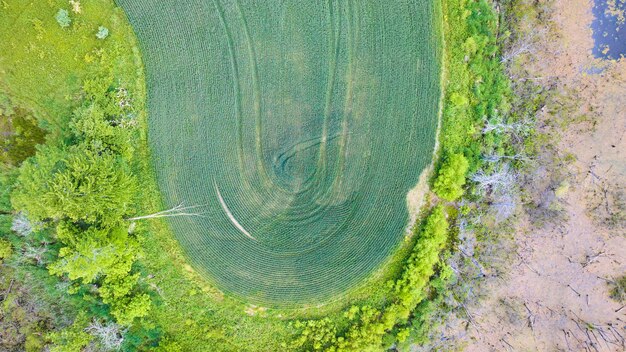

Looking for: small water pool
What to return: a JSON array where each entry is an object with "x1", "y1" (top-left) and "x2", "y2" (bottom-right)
[{"x1": 592, "y1": 0, "x2": 626, "y2": 59}]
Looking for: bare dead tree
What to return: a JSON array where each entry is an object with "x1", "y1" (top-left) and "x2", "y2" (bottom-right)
[
  {"x1": 581, "y1": 247, "x2": 607, "y2": 268},
  {"x1": 501, "y1": 28, "x2": 546, "y2": 63},
  {"x1": 472, "y1": 164, "x2": 517, "y2": 195},
  {"x1": 472, "y1": 164, "x2": 519, "y2": 222},
  {"x1": 20, "y1": 243, "x2": 47, "y2": 266},
  {"x1": 492, "y1": 193, "x2": 517, "y2": 222},
  {"x1": 85, "y1": 319, "x2": 126, "y2": 351},
  {"x1": 455, "y1": 218, "x2": 489, "y2": 278},
  {"x1": 482, "y1": 116, "x2": 528, "y2": 135},
  {"x1": 483, "y1": 153, "x2": 532, "y2": 163},
  {"x1": 11, "y1": 213, "x2": 34, "y2": 236},
  {"x1": 126, "y1": 203, "x2": 208, "y2": 221}
]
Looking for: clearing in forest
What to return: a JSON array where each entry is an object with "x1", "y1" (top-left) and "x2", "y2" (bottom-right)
[{"x1": 118, "y1": 0, "x2": 441, "y2": 305}]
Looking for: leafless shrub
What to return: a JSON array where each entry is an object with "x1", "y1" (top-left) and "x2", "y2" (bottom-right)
[
  {"x1": 482, "y1": 114, "x2": 531, "y2": 135},
  {"x1": 492, "y1": 193, "x2": 517, "y2": 222},
  {"x1": 85, "y1": 319, "x2": 126, "y2": 351},
  {"x1": 20, "y1": 243, "x2": 47, "y2": 266},
  {"x1": 472, "y1": 164, "x2": 516, "y2": 194},
  {"x1": 501, "y1": 28, "x2": 546, "y2": 63},
  {"x1": 483, "y1": 153, "x2": 532, "y2": 164},
  {"x1": 472, "y1": 164, "x2": 519, "y2": 222},
  {"x1": 11, "y1": 213, "x2": 33, "y2": 237}
]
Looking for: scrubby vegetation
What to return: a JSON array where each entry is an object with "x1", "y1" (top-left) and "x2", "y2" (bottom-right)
[{"x1": 608, "y1": 275, "x2": 626, "y2": 303}]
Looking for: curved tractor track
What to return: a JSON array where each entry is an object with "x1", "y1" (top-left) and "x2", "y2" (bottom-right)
[{"x1": 118, "y1": 0, "x2": 441, "y2": 306}]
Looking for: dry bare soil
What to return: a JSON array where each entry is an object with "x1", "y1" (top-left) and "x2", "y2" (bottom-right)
[{"x1": 442, "y1": 0, "x2": 626, "y2": 351}]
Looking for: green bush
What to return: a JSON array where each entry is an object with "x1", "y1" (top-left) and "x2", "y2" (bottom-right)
[
  {"x1": 433, "y1": 153, "x2": 469, "y2": 201},
  {"x1": 48, "y1": 223, "x2": 134, "y2": 283},
  {"x1": 0, "y1": 238, "x2": 12, "y2": 262},
  {"x1": 70, "y1": 103, "x2": 133, "y2": 157},
  {"x1": 24, "y1": 333, "x2": 45, "y2": 352},
  {"x1": 156, "y1": 337, "x2": 184, "y2": 352},
  {"x1": 55, "y1": 9, "x2": 71, "y2": 28},
  {"x1": 11, "y1": 69, "x2": 148, "y2": 329},
  {"x1": 0, "y1": 107, "x2": 46, "y2": 166},
  {"x1": 609, "y1": 275, "x2": 626, "y2": 303},
  {"x1": 96, "y1": 26, "x2": 109, "y2": 40},
  {"x1": 48, "y1": 313, "x2": 93, "y2": 352},
  {"x1": 12, "y1": 145, "x2": 136, "y2": 227}
]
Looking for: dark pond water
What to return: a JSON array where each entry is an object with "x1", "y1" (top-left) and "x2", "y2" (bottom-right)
[{"x1": 592, "y1": 0, "x2": 626, "y2": 59}]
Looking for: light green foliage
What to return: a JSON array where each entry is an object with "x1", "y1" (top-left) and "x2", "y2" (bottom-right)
[
  {"x1": 49, "y1": 223, "x2": 134, "y2": 281},
  {"x1": 439, "y1": 0, "x2": 512, "y2": 171},
  {"x1": 292, "y1": 206, "x2": 449, "y2": 351},
  {"x1": 12, "y1": 119, "x2": 147, "y2": 326},
  {"x1": 51, "y1": 224, "x2": 148, "y2": 321},
  {"x1": 12, "y1": 145, "x2": 136, "y2": 226},
  {"x1": 96, "y1": 26, "x2": 110, "y2": 39},
  {"x1": 97, "y1": 268, "x2": 151, "y2": 326},
  {"x1": 396, "y1": 328, "x2": 410, "y2": 343},
  {"x1": 394, "y1": 206, "x2": 449, "y2": 303},
  {"x1": 70, "y1": 103, "x2": 133, "y2": 158},
  {"x1": 10, "y1": 145, "x2": 66, "y2": 221},
  {"x1": 433, "y1": 153, "x2": 469, "y2": 201},
  {"x1": 156, "y1": 337, "x2": 184, "y2": 352},
  {"x1": 48, "y1": 313, "x2": 93, "y2": 352},
  {"x1": 291, "y1": 318, "x2": 339, "y2": 351},
  {"x1": 55, "y1": 9, "x2": 71, "y2": 28},
  {"x1": 25, "y1": 333, "x2": 45, "y2": 352},
  {"x1": 0, "y1": 238, "x2": 12, "y2": 262},
  {"x1": 6, "y1": 1, "x2": 146, "y2": 332}
]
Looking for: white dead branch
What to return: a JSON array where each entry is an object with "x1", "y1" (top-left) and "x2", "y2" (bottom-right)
[
  {"x1": 500, "y1": 29, "x2": 546, "y2": 63},
  {"x1": 85, "y1": 319, "x2": 126, "y2": 351},
  {"x1": 126, "y1": 203, "x2": 208, "y2": 221}
]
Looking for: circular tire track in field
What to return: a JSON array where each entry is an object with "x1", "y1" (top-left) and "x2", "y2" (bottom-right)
[{"x1": 118, "y1": 0, "x2": 441, "y2": 306}]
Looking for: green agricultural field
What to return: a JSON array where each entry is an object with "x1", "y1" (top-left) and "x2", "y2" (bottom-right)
[{"x1": 118, "y1": 0, "x2": 441, "y2": 306}]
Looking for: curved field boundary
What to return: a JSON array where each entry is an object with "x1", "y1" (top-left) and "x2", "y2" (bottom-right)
[{"x1": 118, "y1": 0, "x2": 442, "y2": 306}]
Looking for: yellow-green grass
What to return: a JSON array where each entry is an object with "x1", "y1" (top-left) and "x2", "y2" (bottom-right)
[{"x1": 0, "y1": 0, "x2": 144, "y2": 138}]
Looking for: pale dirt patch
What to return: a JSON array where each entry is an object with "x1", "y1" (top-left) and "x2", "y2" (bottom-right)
[
  {"x1": 441, "y1": 0, "x2": 626, "y2": 351},
  {"x1": 405, "y1": 165, "x2": 433, "y2": 235}
]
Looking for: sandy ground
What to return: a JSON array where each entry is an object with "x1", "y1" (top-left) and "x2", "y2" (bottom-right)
[{"x1": 443, "y1": 0, "x2": 626, "y2": 351}]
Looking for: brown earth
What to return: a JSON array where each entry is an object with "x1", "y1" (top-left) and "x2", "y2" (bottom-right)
[{"x1": 439, "y1": 0, "x2": 626, "y2": 351}]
